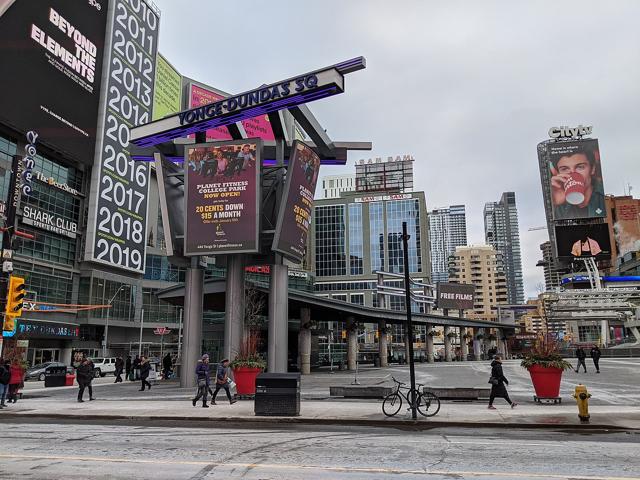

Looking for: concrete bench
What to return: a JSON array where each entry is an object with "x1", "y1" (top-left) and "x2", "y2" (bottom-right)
[
  {"x1": 330, "y1": 386, "x2": 393, "y2": 399},
  {"x1": 423, "y1": 387, "x2": 491, "y2": 400}
]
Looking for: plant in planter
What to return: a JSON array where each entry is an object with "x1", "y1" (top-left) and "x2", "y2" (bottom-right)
[
  {"x1": 487, "y1": 333, "x2": 497, "y2": 341},
  {"x1": 230, "y1": 329, "x2": 266, "y2": 395},
  {"x1": 521, "y1": 340, "x2": 573, "y2": 400},
  {"x1": 446, "y1": 331, "x2": 457, "y2": 339},
  {"x1": 462, "y1": 332, "x2": 474, "y2": 340},
  {"x1": 475, "y1": 333, "x2": 484, "y2": 340}
]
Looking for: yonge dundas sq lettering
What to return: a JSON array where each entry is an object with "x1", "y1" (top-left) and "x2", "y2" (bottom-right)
[{"x1": 86, "y1": 0, "x2": 159, "y2": 273}]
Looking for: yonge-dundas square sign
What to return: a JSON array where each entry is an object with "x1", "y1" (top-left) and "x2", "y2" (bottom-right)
[{"x1": 130, "y1": 57, "x2": 366, "y2": 147}]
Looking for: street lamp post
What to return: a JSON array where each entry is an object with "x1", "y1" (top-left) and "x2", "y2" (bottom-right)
[{"x1": 102, "y1": 284, "x2": 131, "y2": 357}]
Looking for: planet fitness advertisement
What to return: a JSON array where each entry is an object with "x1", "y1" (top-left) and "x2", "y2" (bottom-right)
[
  {"x1": 272, "y1": 141, "x2": 321, "y2": 262},
  {"x1": 184, "y1": 139, "x2": 261, "y2": 256}
]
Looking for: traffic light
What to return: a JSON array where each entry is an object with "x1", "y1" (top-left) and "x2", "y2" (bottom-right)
[
  {"x1": 5, "y1": 274, "x2": 26, "y2": 317},
  {"x1": 2, "y1": 314, "x2": 15, "y2": 333}
]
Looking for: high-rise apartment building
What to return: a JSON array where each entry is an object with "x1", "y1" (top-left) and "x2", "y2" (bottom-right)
[
  {"x1": 484, "y1": 192, "x2": 525, "y2": 305},
  {"x1": 429, "y1": 205, "x2": 467, "y2": 283},
  {"x1": 538, "y1": 241, "x2": 562, "y2": 291},
  {"x1": 448, "y1": 245, "x2": 508, "y2": 322},
  {"x1": 317, "y1": 174, "x2": 356, "y2": 199}
]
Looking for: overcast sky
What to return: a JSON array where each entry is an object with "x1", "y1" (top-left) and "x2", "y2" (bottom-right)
[{"x1": 153, "y1": 0, "x2": 640, "y2": 297}]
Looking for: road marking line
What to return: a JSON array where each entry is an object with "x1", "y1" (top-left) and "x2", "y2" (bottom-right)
[{"x1": 0, "y1": 453, "x2": 638, "y2": 480}]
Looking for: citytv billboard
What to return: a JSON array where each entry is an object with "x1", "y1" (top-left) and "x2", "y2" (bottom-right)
[
  {"x1": 85, "y1": 0, "x2": 159, "y2": 273},
  {"x1": 436, "y1": 283, "x2": 475, "y2": 310},
  {"x1": 555, "y1": 224, "x2": 611, "y2": 260},
  {"x1": 184, "y1": 139, "x2": 261, "y2": 256},
  {"x1": 547, "y1": 139, "x2": 605, "y2": 220},
  {"x1": 272, "y1": 141, "x2": 321, "y2": 262},
  {"x1": 0, "y1": 0, "x2": 109, "y2": 164}
]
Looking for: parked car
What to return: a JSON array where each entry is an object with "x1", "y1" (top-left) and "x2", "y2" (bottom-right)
[
  {"x1": 25, "y1": 362, "x2": 69, "y2": 381},
  {"x1": 91, "y1": 357, "x2": 117, "y2": 377}
]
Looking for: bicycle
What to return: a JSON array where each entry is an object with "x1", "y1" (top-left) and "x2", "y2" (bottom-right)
[{"x1": 382, "y1": 377, "x2": 441, "y2": 418}]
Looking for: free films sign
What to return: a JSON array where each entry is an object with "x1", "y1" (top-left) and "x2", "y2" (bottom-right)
[{"x1": 436, "y1": 283, "x2": 475, "y2": 310}]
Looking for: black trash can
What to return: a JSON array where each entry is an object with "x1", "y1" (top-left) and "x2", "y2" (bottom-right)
[
  {"x1": 44, "y1": 365, "x2": 67, "y2": 387},
  {"x1": 254, "y1": 373, "x2": 300, "y2": 416}
]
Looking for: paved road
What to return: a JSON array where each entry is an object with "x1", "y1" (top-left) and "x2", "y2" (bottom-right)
[{"x1": 0, "y1": 421, "x2": 638, "y2": 479}]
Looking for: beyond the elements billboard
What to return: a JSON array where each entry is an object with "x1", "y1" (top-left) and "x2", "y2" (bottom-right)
[
  {"x1": 189, "y1": 83, "x2": 275, "y2": 141},
  {"x1": 153, "y1": 53, "x2": 182, "y2": 121},
  {"x1": 272, "y1": 141, "x2": 321, "y2": 262},
  {"x1": 555, "y1": 223, "x2": 611, "y2": 260},
  {"x1": 436, "y1": 282, "x2": 475, "y2": 310},
  {"x1": 184, "y1": 139, "x2": 261, "y2": 256},
  {"x1": 0, "y1": 0, "x2": 109, "y2": 164},
  {"x1": 547, "y1": 139, "x2": 605, "y2": 221}
]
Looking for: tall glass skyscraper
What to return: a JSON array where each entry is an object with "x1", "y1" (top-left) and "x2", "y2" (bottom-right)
[
  {"x1": 484, "y1": 192, "x2": 525, "y2": 305},
  {"x1": 428, "y1": 205, "x2": 468, "y2": 284}
]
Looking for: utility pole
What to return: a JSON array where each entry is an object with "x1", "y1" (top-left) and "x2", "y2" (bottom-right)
[{"x1": 401, "y1": 221, "x2": 418, "y2": 421}]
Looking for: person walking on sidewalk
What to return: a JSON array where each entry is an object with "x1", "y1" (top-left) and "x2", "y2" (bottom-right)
[
  {"x1": 162, "y1": 353, "x2": 172, "y2": 380},
  {"x1": 7, "y1": 358, "x2": 25, "y2": 404},
  {"x1": 192, "y1": 354, "x2": 211, "y2": 408},
  {"x1": 488, "y1": 356, "x2": 516, "y2": 409},
  {"x1": 590, "y1": 345, "x2": 602, "y2": 374},
  {"x1": 211, "y1": 359, "x2": 236, "y2": 406},
  {"x1": 76, "y1": 357, "x2": 95, "y2": 403},
  {"x1": 133, "y1": 355, "x2": 141, "y2": 380},
  {"x1": 114, "y1": 357, "x2": 124, "y2": 383},
  {"x1": 139, "y1": 356, "x2": 152, "y2": 391},
  {"x1": 0, "y1": 358, "x2": 10, "y2": 408},
  {"x1": 575, "y1": 347, "x2": 588, "y2": 373},
  {"x1": 125, "y1": 356, "x2": 132, "y2": 381}
]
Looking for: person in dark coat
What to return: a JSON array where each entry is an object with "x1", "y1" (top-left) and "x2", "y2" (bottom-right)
[
  {"x1": 192, "y1": 354, "x2": 211, "y2": 408},
  {"x1": 211, "y1": 359, "x2": 236, "y2": 405},
  {"x1": 125, "y1": 356, "x2": 132, "y2": 380},
  {"x1": 139, "y1": 356, "x2": 151, "y2": 391},
  {"x1": 0, "y1": 358, "x2": 10, "y2": 408},
  {"x1": 76, "y1": 357, "x2": 95, "y2": 402},
  {"x1": 162, "y1": 353, "x2": 173, "y2": 380},
  {"x1": 575, "y1": 347, "x2": 587, "y2": 373},
  {"x1": 590, "y1": 345, "x2": 602, "y2": 373},
  {"x1": 114, "y1": 357, "x2": 124, "y2": 383},
  {"x1": 133, "y1": 355, "x2": 141, "y2": 380},
  {"x1": 488, "y1": 356, "x2": 516, "y2": 409}
]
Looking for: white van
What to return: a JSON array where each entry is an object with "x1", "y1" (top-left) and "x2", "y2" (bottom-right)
[{"x1": 91, "y1": 358, "x2": 117, "y2": 377}]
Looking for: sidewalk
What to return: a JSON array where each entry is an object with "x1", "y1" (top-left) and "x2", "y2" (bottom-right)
[{"x1": 2, "y1": 394, "x2": 639, "y2": 430}]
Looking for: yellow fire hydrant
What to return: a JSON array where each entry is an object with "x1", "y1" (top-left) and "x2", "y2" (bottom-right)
[{"x1": 573, "y1": 384, "x2": 592, "y2": 423}]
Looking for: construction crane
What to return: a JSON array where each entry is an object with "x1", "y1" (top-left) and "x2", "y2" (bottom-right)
[{"x1": 528, "y1": 226, "x2": 547, "y2": 232}]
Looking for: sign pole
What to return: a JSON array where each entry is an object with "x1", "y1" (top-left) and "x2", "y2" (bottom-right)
[{"x1": 401, "y1": 222, "x2": 418, "y2": 421}]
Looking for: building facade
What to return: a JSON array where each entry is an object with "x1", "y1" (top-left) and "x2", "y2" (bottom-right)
[
  {"x1": 538, "y1": 240, "x2": 562, "y2": 291},
  {"x1": 317, "y1": 174, "x2": 356, "y2": 199},
  {"x1": 605, "y1": 195, "x2": 640, "y2": 271},
  {"x1": 429, "y1": 205, "x2": 467, "y2": 284},
  {"x1": 484, "y1": 192, "x2": 525, "y2": 305},
  {"x1": 448, "y1": 245, "x2": 508, "y2": 322}
]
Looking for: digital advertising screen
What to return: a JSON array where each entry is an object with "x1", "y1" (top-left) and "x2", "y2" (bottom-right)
[
  {"x1": 189, "y1": 83, "x2": 275, "y2": 141},
  {"x1": 547, "y1": 139, "x2": 605, "y2": 221},
  {"x1": 0, "y1": 0, "x2": 109, "y2": 164},
  {"x1": 184, "y1": 139, "x2": 261, "y2": 256},
  {"x1": 555, "y1": 223, "x2": 612, "y2": 260},
  {"x1": 272, "y1": 141, "x2": 321, "y2": 262},
  {"x1": 85, "y1": 0, "x2": 159, "y2": 273},
  {"x1": 436, "y1": 282, "x2": 476, "y2": 310},
  {"x1": 152, "y1": 53, "x2": 182, "y2": 121}
]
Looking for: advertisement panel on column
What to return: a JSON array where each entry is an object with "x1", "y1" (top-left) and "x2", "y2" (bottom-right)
[
  {"x1": 272, "y1": 141, "x2": 321, "y2": 262},
  {"x1": 547, "y1": 139, "x2": 606, "y2": 220},
  {"x1": 85, "y1": 0, "x2": 159, "y2": 273},
  {"x1": 152, "y1": 54, "x2": 181, "y2": 121},
  {"x1": 184, "y1": 140, "x2": 261, "y2": 256},
  {"x1": 188, "y1": 83, "x2": 275, "y2": 141},
  {"x1": 0, "y1": 0, "x2": 109, "y2": 164}
]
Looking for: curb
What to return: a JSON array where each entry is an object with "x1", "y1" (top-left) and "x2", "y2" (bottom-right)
[{"x1": 1, "y1": 412, "x2": 635, "y2": 432}]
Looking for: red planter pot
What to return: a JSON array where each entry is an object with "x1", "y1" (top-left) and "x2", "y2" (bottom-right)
[
  {"x1": 232, "y1": 367, "x2": 262, "y2": 395},
  {"x1": 527, "y1": 364, "x2": 563, "y2": 398}
]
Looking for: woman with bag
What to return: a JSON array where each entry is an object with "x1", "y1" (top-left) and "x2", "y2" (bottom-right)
[
  {"x1": 7, "y1": 358, "x2": 25, "y2": 404},
  {"x1": 488, "y1": 356, "x2": 517, "y2": 409},
  {"x1": 192, "y1": 354, "x2": 210, "y2": 408}
]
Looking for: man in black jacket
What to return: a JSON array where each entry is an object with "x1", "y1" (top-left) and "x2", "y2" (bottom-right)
[
  {"x1": 139, "y1": 356, "x2": 152, "y2": 391},
  {"x1": 0, "y1": 359, "x2": 10, "y2": 408},
  {"x1": 76, "y1": 357, "x2": 95, "y2": 402},
  {"x1": 125, "y1": 356, "x2": 132, "y2": 381},
  {"x1": 114, "y1": 357, "x2": 124, "y2": 383},
  {"x1": 590, "y1": 345, "x2": 602, "y2": 373},
  {"x1": 575, "y1": 347, "x2": 587, "y2": 373}
]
